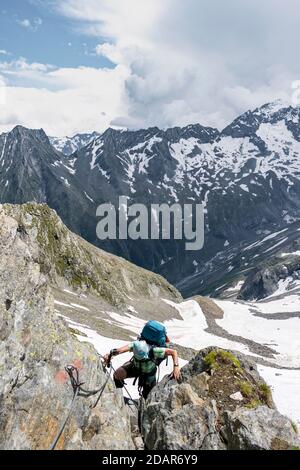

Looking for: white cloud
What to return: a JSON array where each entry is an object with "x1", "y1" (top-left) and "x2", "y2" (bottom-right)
[
  {"x1": 56, "y1": 0, "x2": 171, "y2": 47},
  {"x1": 18, "y1": 19, "x2": 31, "y2": 29},
  {"x1": 0, "y1": 50, "x2": 10, "y2": 56},
  {"x1": 0, "y1": 75, "x2": 7, "y2": 106},
  {"x1": 95, "y1": 43, "x2": 122, "y2": 65},
  {"x1": 2, "y1": 0, "x2": 300, "y2": 134},
  {"x1": 0, "y1": 59, "x2": 129, "y2": 136},
  {"x1": 0, "y1": 57, "x2": 53, "y2": 73},
  {"x1": 51, "y1": 0, "x2": 300, "y2": 130},
  {"x1": 17, "y1": 17, "x2": 43, "y2": 31}
]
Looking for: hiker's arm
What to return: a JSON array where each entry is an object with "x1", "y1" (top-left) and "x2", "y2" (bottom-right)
[
  {"x1": 103, "y1": 344, "x2": 131, "y2": 364},
  {"x1": 113, "y1": 345, "x2": 131, "y2": 355},
  {"x1": 165, "y1": 348, "x2": 181, "y2": 380}
]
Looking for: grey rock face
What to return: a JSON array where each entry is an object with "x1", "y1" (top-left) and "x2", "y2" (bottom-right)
[
  {"x1": 238, "y1": 247, "x2": 300, "y2": 300},
  {"x1": 142, "y1": 347, "x2": 300, "y2": 450},
  {"x1": 0, "y1": 204, "x2": 134, "y2": 450},
  {"x1": 142, "y1": 381, "x2": 225, "y2": 450},
  {"x1": 0, "y1": 203, "x2": 181, "y2": 308},
  {"x1": 224, "y1": 406, "x2": 300, "y2": 450},
  {"x1": 0, "y1": 125, "x2": 94, "y2": 247},
  {"x1": 179, "y1": 215, "x2": 300, "y2": 299}
]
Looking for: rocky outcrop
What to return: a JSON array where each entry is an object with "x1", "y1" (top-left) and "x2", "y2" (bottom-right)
[
  {"x1": 224, "y1": 407, "x2": 300, "y2": 450},
  {"x1": 141, "y1": 347, "x2": 300, "y2": 450},
  {"x1": 238, "y1": 251, "x2": 300, "y2": 300},
  {"x1": 1, "y1": 203, "x2": 181, "y2": 308},
  {"x1": 0, "y1": 204, "x2": 134, "y2": 450}
]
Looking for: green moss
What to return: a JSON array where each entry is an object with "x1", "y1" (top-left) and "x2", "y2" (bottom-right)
[
  {"x1": 259, "y1": 383, "x2": 272, "y2": 403},
  {"x1": 234, "y1": 379, "x2": 273, "y2": 408},
  {"x1": 204, "y1": 351, "x2": 218, "y2": 369},
  {"x1": 291, "y1": 447, "x2": 300, "y2": 450},
  {"x1": 246, "y1": 398, "x2": 262, "y2": 409},
  {"x1": 204, "y1": 350, "x2": 241, "y2": 370},
  {"x1": 68, "y1": 327, "x2": 87, "y2": 338},
  {"x1": 239, "y1": 381, "x2": 253, "y2": 397}
]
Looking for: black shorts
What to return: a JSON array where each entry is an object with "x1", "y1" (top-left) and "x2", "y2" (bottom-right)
[{"x1": 121, "y1": 361, "x2": 157, "y2": 384}]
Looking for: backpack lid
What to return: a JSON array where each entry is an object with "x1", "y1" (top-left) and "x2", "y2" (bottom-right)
[
  {"x1": 132, "y1": 340, "x2": 150, "y2": 361},
  {"x1": 141, "y1": 320, "x2": 167, "y2": 347}
]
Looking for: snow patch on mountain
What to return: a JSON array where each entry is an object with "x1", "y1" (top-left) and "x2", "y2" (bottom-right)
[
  {"x1": 281, "y1": 251, "x2": 300, "y2": 257},
  {"x1": 243, "y1": 229, "x2": 289, "y2": 252},
  {"x1": 169, "y1": 138, "x2": 200, "y2": 168},
  {"x1": 60, "y1": 177, "x2": 70, "y2": 187},
  {"x1": 0, "y1": 135, "x2": 7, "y2": 161},
  {"x1": 120, "y1": 136, "x2": 162, "y2": 190},
  {"x1": 258, "y1": 365, "x2": 300, "y2": 427},
  {"x1": 84, "y1": 191, "x2": 94, "y2": 203},
  {"x1": 215, "y1": 297, "x2": 300, "y2": 368},
  {"x1": 264, "y1": 237, "x2": 288, "y2": 253},
  {"x1": 50, "y1": 132, "x2": 101, "y2": 156},
  {"x1": 90, "y1": 139, "x2": 104, "y2": 170},
  {"x1": 264, "y1": 278, "x2": 300, "y2": 299}
]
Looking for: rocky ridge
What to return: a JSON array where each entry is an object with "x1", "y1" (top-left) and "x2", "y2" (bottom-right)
[
  {"x1": 0, "y1": 203, "x2": 134, "y2": 450},
  {"x1": 1, "y1": 203, "x2": 180, "y2": 309},
  {"x1": 142, "y1": 347, "x2": 300, "y2": 450}
]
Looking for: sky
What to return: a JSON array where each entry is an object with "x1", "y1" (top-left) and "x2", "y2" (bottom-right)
[{"x1": 1, "y1": 0, "x2": 300, "y2": 136}]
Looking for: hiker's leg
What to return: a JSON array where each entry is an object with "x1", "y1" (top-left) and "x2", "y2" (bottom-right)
[
  {"x1": 113, "y1": 361, "x2": 137, "y2": 388},
  {"x1": 113, "y1": 367, "x2": 126, "y2": 388},
  {"x1": 142, "y1": 381, "x2": 156, "y2": 399},
  {"x1": 142, "y1": 375, "x2": 157, "y2": 399}
]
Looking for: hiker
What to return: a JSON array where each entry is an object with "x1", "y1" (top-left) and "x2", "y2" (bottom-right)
[{"x1": 103, "y1": 321, "x2": 181, "y2": 399}]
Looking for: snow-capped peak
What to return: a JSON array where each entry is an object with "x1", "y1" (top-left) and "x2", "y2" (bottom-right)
[{"x1": 254, "y1": 99, "x2": 293, "y2": 117}]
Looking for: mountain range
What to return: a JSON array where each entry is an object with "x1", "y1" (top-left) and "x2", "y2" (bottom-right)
[{"x1": 1, "y1": 100, "x2": 300, "y2": 299}]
